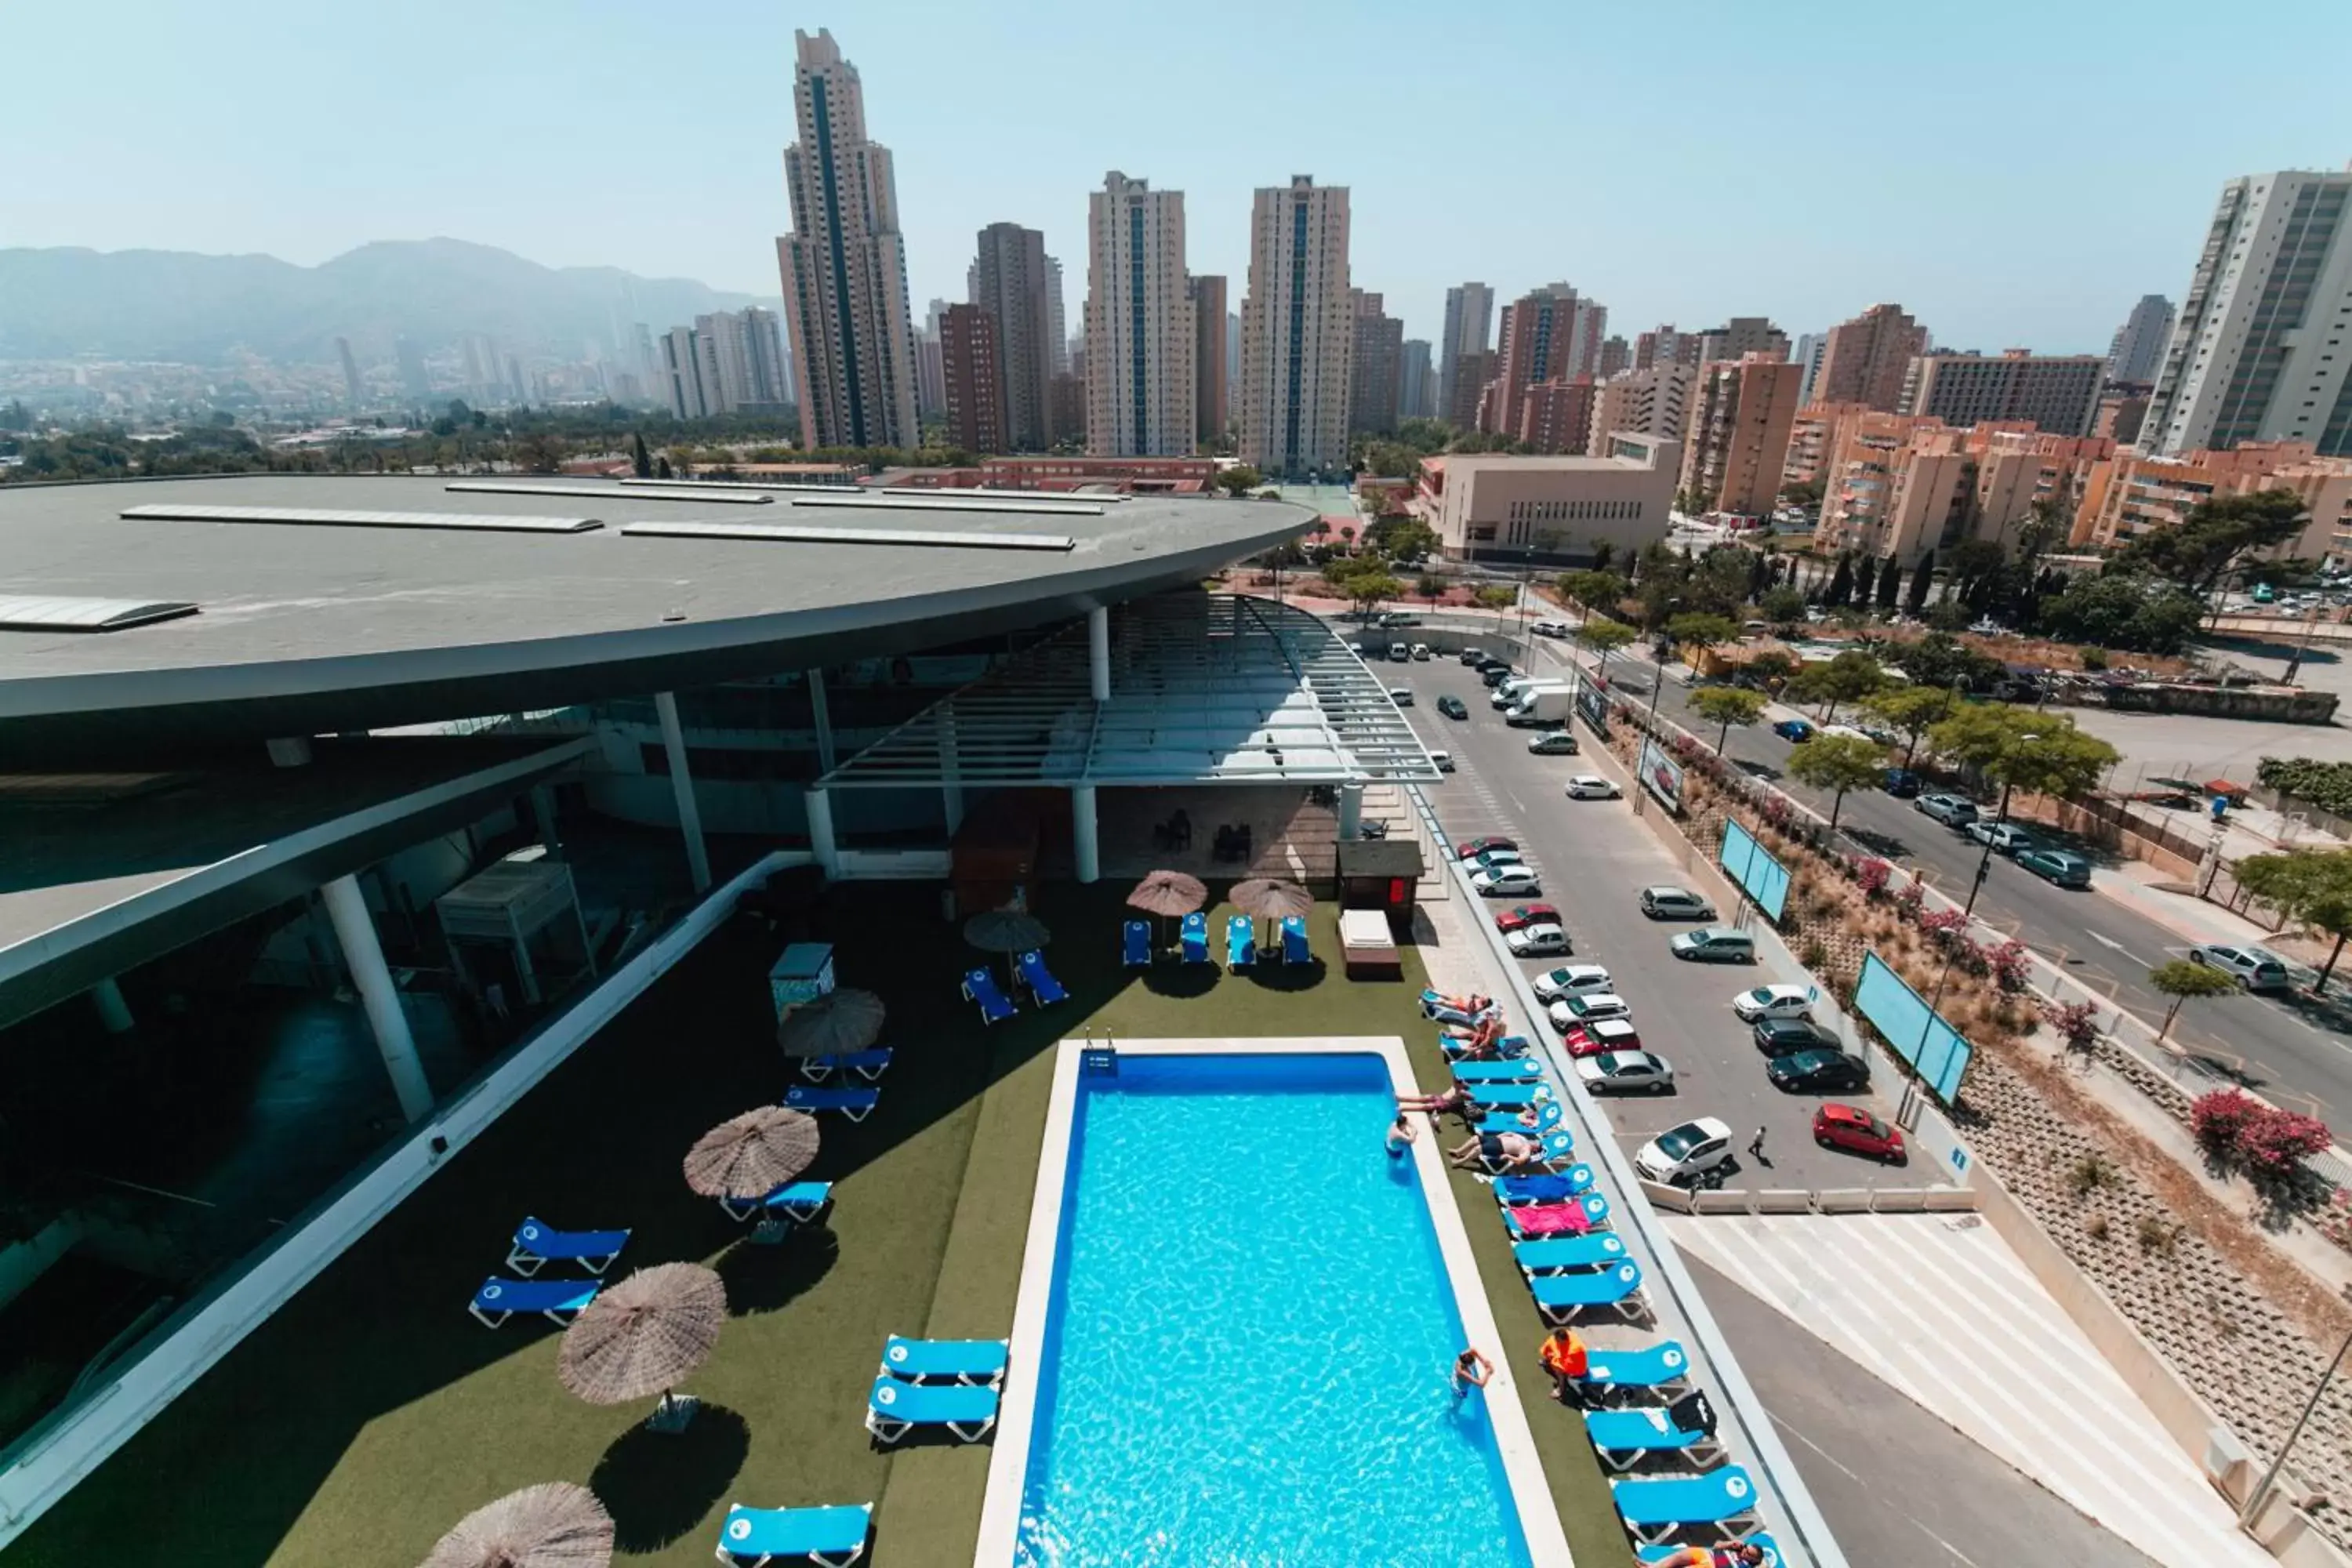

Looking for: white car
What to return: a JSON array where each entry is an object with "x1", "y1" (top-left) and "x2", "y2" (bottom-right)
[
  {"x1": 1530, "y1": 619, "x2": 1574, "y2": 639},
  {"x1": 1531, "y1": 964, "x2": 1613, "y2": 1002},
  {"x1": 1564, "y1": 775, "x2": 1621, "y2": 800},
  {"x1": 1527, "y1": 731, "x2": 1581, "y2": 756},
  {"x1": 1634, "y1": 1116, "x2": 1738, "y2": 1186},
  {"x1": 1505, "y1": 923, "x2": 1572, "y2": 957},
  {"x1": 1388, "y1": 687, "x2": 1415, "y2": 706},
  {"x1": 1468, "y1": 848, "x2": 1525, "y2": 871},
  {"x1": 1965, "y1": 821, "x2": 2040, "y2": 855},
  {"x1": 1574, "y1": 1051, "x2": 1675, "y2": 1094},
  {"x1": 1548, "y1": 991, "x2": 1632, "y2": 1032},
  {"x1": 2190, "y1": 943, "x2": 2292, "y2": 992},
  {"x1": 1731, "y1": 983, "x2": 1813, "y2": 1022},
  {"x1": 1471, "y1": 865, "x2": 1542, "y2": 898}
]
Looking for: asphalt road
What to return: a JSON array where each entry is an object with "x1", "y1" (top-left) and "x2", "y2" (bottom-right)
[{"x1": 1396, "y1": 655, "x2": 1918, "y2": 1192}]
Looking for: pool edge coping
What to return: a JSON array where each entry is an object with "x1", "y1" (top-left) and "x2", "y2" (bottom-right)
[{"x1": 971, "y1": 1033, "x2": 1576, "y2": 1568}]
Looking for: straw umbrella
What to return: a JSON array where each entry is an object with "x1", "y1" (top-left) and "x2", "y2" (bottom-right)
[
  {"x1": 682, "y1": 1106, "x2": 819, "y2": 1203},
  {"x1": 1230, "y1": 877, "x2": 1312, "y2": 946},
  {"x1": 1126, "y1": 869, "x2": 1207, "y2": 946},
  {"x1": 776, "y1": 987, "x2": 884, "y2": 1059},
  {"x1": 558, "y1": 1263, "x2": 726, "y2": 1432},
  {"x1": 964, "y1": 908, "x2": 1051, "y2": 990},
  {"x1": 420, "y1": 1481, "x2": 614, "y2": 1568}
]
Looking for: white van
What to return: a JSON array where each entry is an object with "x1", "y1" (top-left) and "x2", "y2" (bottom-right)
[{"x1": 1388, "y1": 641, "x2": 1410, "y2": 662}]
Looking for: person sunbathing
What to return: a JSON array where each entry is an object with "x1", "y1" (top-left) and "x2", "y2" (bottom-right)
[
  {"x1": 1450, "y1": 1130, "x2": 1541, "y2": 1170},
  {"x1": 1430, "y1": 989, "x2": 1494, "y2": 1018},
  {"x1": 1646, "y1": 1547, "x2": 1763, "y2": 1567},
  {"x1": 1397, "y1": 1083, "x2": 1472, "y2": 1117}
]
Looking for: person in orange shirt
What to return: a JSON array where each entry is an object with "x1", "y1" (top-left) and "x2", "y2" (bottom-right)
[
  {"x1": 1646, "y1": 1546, "x2": 1764, "y2": 1567},
  {"x1": 1537, "y1": 1325, "x2": 1588, "y2": 1405}
]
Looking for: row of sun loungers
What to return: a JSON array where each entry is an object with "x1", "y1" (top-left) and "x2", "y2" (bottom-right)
[
  {"x1": 1122, "y1": 914, "x2": 1313, "y2": 970},
  {"x1": 467, "y1": 1218, "x2": 632, "y2": 1328},
  {"x1": 962, "y1": 951, "x2": 1065, "y2": 1026}
]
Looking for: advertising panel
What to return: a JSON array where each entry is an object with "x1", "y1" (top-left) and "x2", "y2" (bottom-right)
[
  {"x1": 1719, "y1": 819, "x2": 1791, "y2": 924},
  {"x1": 1854, "y1": 952, "x2": 1973, "y2": 1102},
  {"x1": 1636, "y1": 737, "x2": 1683, "y2": 815}
]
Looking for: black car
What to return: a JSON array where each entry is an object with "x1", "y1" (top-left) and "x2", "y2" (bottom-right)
[
  {"x1": 1752, "y1": 1017, "x2": 1840, "y2": 1056},
  {"x1": 1482, "y1": 666, "x2": 1517, "y2": 687},
  {"x1": 1767, "y1": 1048, "x2": 1871, "y2": 1093},
  {"x1": 1460, "y1": 648, "x2": 1487, "y2": 666},
  {"x1": 1436, "y1": 695, "x2": 1469, "y2": 720},
  {"x1": 1882, "y1": 768, "x2": 1922, "y2": 797}
]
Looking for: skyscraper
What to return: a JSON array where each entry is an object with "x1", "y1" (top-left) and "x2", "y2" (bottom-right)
[
  {"x1": 1084, "y1": 172, "x2": 1195, "y2": 457},
  {"x1": 941, "y1": 303, "x2": 1005, "y2": 453},
  {"x1": 1439, "y1": 283, "x2": 1495, "y2": 426},
  {"x1": 2146, "y1": 170, "x2": 2352, "y2": 456},
  {"x1": 916, "y1": 299, "x2": 949, "y2": 421},
  {"x1": 1399, "y1": 339, "x2": 1434, "y2": 420},
  {"x1": 395, "y1": 336, "x2": 430, "y2": 402},
  {"x1": 1697, "y1": 318, "x2": 1791, "y2": 365},
  {"x1": 776, "y1": 28, "x2": 919, "y2": 450},
  {"x1": 1348, "y1": 290, "x2": 1403, "y2": 436},
  {"x1": 972, "y1": 222, "x2": 1057, "y2": 449},
  {"x1": 1813, "y1": 303, "x2": 1929, "y2": 414},
  {"x1": 1485, "y1": 285, "x2": 1605, "y2": 437},
  {"x1": 335, "y1": 336, "x2": 363, "y2": 409},
  {"x1": 742, "y1": 307, "x2": 792, "y2": 407},
  {"x1": 2106, "y1": 294, "x2": 2175, "y2": 387},
  {"x1": 1045, "y1": 257, "x2": 1069, "y2": 377},
  {"x1": 1240, "y1": 176, "x2": 1352, "y2": 476},
  {"x1": 1680, "y1": 356, "x2": 1804, "y2": 517},
  {"x1": 1792, "y1": 333, "x2": 1826, "y2": 405},
  {"x1": 1190, "y1": 274, "x2": 1229, "y2": 444},
  {"x1": 662, "y1": 326, "x2": 716, "y2": 419}
]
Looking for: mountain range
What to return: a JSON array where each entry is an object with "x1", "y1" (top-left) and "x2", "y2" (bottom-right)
[{"x1": 0, "y1": 238, "x2": 785, "y2": 365}]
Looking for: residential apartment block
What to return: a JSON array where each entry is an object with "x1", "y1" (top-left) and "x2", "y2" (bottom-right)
[
  {"x1": 1679, "y1": 356, "x2": 1802, "y2": 517},
  {"x1": 971, "y1": 222, "x2": 1058, "y2": 449},
  {"x1": 1445, "y1": 350, "x2": 1496, "y2": 430},
  {"x1": 1399, "y1": 339, "x2": 1435, "y2": 421},
  {"x1": 1482, "y1": 285, "x2": 1607, "y2": 437},
  {"x1": 1239, "y1": 176, "x2": 1352, "y2": 475},
  {"x1": 1085, "y1": 171, "x2": 1195, "y2": 458},
  {"x1": 2073, "y1": 441, "x2": 2352, "y2": 559},
  {"x1": 1813, "y1": 303, "x2": 1929, "y2": 414},
  {"x1": 1348, "y1": 290, "x2": 1403, "y2": 435},
  {"x1": 1592, "y1": 365, "x2": 1695, "y2": 458},
  {"x1": 1697, "y1": 318, "x2": 1790, "y2": 365},
  {"x1": 1417, "y1": 437, "x2": 1680, "y2": 562},
  {"x1": 1438, "y1": 282, "x2": 1494, "y2": 424},
  {"x1": 1814, "y1": 413, "x2": 2112, "y2": 564},
  {"x1": 1516, "y1": 376, "x2": 1597, "y2": 456},
  {"x1": 2107, "y1": 294, "x2": 2176, "y2": 386},
  {"x1": 1190, "y1": 274, "x2": 1229, "y2": 443},
  {"x1": 1901, "y1": 350, "x2": 2105, "y2": 437},
  {"x1": 940, "y1": 303, "x2": 1004, "y2": 453}
]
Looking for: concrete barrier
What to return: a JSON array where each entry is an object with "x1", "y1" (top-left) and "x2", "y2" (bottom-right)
[
  {"x1": 1693, "y1": 1189, "x2": 1754, "y2": 1215},
  {"x1": 1920, "y1": 1187, "x2": 1980, "y2": 1212},
  {"x1": 1755, "y1": 1189, "x2": 1814, "y2": 1214},
  {"x1": 1640, "y1": 1179, "x2": 1695, "y2": 1213},
  {"x1": 1868, "y1": 1189, "x2": 1926, "y2": 1211},
  {"x1": 1814, "y1": 1188, "x2": 1874, "y2": 1214}
]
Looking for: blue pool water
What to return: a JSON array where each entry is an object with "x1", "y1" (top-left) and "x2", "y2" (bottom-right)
[{"x1": 1015, "y1": 1052, "x2": 1534, "y2": 1567}]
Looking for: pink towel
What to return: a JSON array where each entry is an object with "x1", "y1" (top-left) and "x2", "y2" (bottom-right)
[{"x1": 1509, "y1": 1202, "x2": 1595, "y2": 1237}]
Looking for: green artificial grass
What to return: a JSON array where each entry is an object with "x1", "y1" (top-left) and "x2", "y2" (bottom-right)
[{"x1": 5, "y1": 880, "x2": 1619, "y2": 1567}]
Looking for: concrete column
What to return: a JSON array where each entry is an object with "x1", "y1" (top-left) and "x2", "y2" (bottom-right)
[
  {"x1": 1087, "y1": 606, "x2": 1111, "y2": 702},
  {"x1": 805, "y1": 786, "x2": 840, "y2": 880},
  {"x1": 1072, "y1": 784, "x2": 1100, "y2": 884},
  {"x1": 320, "y1": 873, "x2": 434, "y2": 1123},
  {"x1": 653, "y1": 690, "x2": 712, "y2": 894},
  {"x1": 1338, "y1": 783, "x2": 1363, "y2": 840},
  {"x1": 529, "y1": 784, "x2": 562, "y2": 855},
  {"x1": 807, "y1": 669, "x2": 837, "y2": 775},
  {"x1": 90, "y1": 978, "x2": 135, "y2": 1035},
  {"x1": 939, "y1": 704, "x2": 965, "y2": 837}
]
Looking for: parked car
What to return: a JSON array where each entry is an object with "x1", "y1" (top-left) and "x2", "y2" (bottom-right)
[
  {"x1": 1468, "y1": 848, "x2": 1525, "y2": 872},
  {"x1": 1768, "y1": 1048, "x2": 1871, "y2": 1093},
  {"x1": 1460, "y1": 648, "x2": 1487, "y2": 666},
  {"x1": 1437, "y1": 695, "x2": 1469, "y2": 720},
  {"x1": 1388, "y1": 642, "x2": 1410, "y2": 662},
  {"x1": 1482, "y1": 666, "x2": 1517, "y2": 687},
  {"x1": 1429, "y1": 750, "x2": 1455, "y2": 772},
  {"x1": 1965, "y1": 820, "x2": 2041, "y2": 855},
  {"x1": 2190, "y1": 942, "x2": 2292, "y2": 992},
  {"x1": 1530, "y1": 619, "x2": 1574, "y2": 639},
  {"x1": 1822, "y1": 723, "x2": 1877, "y2": 746},
  {"x1": 1527, "y1": 731, "x2": 1581, "y2": 755},
  {"x1": 1471, "y1": 865, "x2": 1542, "y2": 897},
  {"x1": 1731, "y1": 983, "x2": 1813, "y2": 1022},
  {"x1": 1634, "y1": 1116, "x2": 1737, "y2": 1187},
  {"x1": 1640, "y1": 886, "x2": 1715, "y2": 920},
  {"x1": 1856, "y1": 721, "x2": 1899, "y2": 746},
  {"x1": 1457, "y1": 837, "x2": 1516, "y2": 860},
  {"x1": 1562, "y1": 1018, "x2": 1643, "y2": 1058},
  {"x1": 1381, "y1": 613, "x2": 1423, "y2": 628},
  {"x1": 1671, "y1": 927, "x2": 1756, "y2": 963},
  {"x1": 1565, "y1": 775, "x2": 1622, "y2": 800},
  {"x1": 1575, "y1": 1051, "x2": 1676, "y2": 1094},
  {"x1": 1506, "y1": 923, "x2": 1573, "y2": 958},
  {"x1": 1531, "y1": 963, "x2": 1613, "y2": 1001},
  {"x1": 1548, "y1": 992, "x2": 1633, "y2": 1033},
  {"x1": 1410, "y1": 643, "x2": 1432, "y2": 661},
  {"x1": 1388, "y1": 687, "x2": 1415, "y2": 706},
  {"x1": 1814, "y1": 1103, "x2": 1907, "y2": 1163},
  {"x1": 2014, "y1": 848, "x2": 2091, "y2": 888},
  {"x1": 1915, "y1": 793, "x2": 1980, "y2": 827},
  {"x1": 1494, "y1": 902, "x2": 1562, "y2": 935},
  {"x1": 1882, "y1": 768, "x2": 1922, "y2": 797},
  {"x1": 1752, "y1": 1016, "x2": 1841, "y2": 1055},
  {"x1": 1772, "y1": 718, "x2": 1816, "y2": 742}
]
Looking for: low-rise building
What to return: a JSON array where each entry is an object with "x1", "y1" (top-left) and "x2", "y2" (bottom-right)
[
  {"x1": 1421, "y1": 437, "x2": 1679, "y2": 564},
  {"x1": 2072, "y1": 442, "x2": 2352, "y2": 560},
  {"x1": 1517, "y1": 376, "x2": 1598, "y2": 455},
  {"x1": 1591, "y1": 365, "x2": 1694, "y2": 458}
]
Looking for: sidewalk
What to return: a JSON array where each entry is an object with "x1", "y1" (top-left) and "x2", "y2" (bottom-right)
[{"x1": 2095, "y1": 860, "x2": 2313, "y2": 963}]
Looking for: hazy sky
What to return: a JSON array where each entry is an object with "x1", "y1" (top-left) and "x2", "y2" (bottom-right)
[{"x1": 14, "y1": 0, "x2": 2350, "y2": 354}]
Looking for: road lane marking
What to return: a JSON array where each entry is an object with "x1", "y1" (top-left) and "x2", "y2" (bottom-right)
[{"x1": 2085, "y1": 931, "x2": 2148, "y2": 967}]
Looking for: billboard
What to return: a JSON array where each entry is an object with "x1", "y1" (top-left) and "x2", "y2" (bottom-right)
[
  {"x1": 1854, "y1": 952, "x2": 1973, "y2": 1103},
  {"x1": 1720, "y1": 819, "x2": 1791, "y2": 924},
  {"x1": 1577, "y1": 685, "x2": 1610, "y2": 735},
  {"x1": 1636, "y1": 737, "x2": 1684, "y2": 815}
]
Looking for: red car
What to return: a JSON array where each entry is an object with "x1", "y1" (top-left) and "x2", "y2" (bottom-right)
[
  {"x1": 1456, "y1": 836, "x2": 1516, "y2": 862},
  {"x1": 1494, "y1": 902, "x2": 1563, "y2": 935},
  {"x1": 1813, "y1": 1103, "x2": 1906, "y2": 1163},
  {"x1": 1562, "y1": 1018, "x2": 1642, "y2": 1058}
]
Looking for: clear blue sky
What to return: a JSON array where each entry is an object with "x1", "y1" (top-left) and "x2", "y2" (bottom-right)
[{"x1": 14, "y1": 0, "x2": 2350, "y2": 354}]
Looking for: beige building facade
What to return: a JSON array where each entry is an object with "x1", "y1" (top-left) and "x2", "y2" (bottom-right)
[
  {"x1": 2073, "y1": 441, "x2": 2352, "y2": 560},
  {"x1": 1419, "y1": 437, "x2": 1679, "y2": 563},
  {"x1": 1679, "y1": 355, "x2": 1802, "y2": 517},
  {"x1": 1238, "y1": 176, "x2": 1352, "y2": 474}
]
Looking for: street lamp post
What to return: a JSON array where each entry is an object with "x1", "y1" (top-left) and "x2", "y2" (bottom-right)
[
  {"x1": 2241, "y1": 1288, "x2": 2352, "y2": 1531},
  {"x1": 1963, "y1": 733, "x2": 2037, "y2": 920}
]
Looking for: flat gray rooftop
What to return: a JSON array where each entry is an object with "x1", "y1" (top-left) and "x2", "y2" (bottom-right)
[{"x1": 0, "y1": 477, "x2": 1309, "y2": 757}]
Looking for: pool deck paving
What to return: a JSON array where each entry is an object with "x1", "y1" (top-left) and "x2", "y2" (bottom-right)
[{"x1": 4, "y1": 880, "x2": 1631, "y2": 1567}]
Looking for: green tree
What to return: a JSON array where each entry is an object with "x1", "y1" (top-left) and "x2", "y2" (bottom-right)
[
  {"x1": 1580, "y1": 616, "x2": 1638, "y2": 682},
  {"x1": 1740, "y1": 650, "x2": 1798, "y2": 690},
  {"x1": 1779, "y1": 478, "x2": 1824, "y2": 509},
  {"x1": 1341, "y1": 570, "x2": 1403, "y2": 620},
  {"x1": 2233, "y1": 849, "x2": 2352, "y2": 993},
  {"x1": 1557, "y1": 569, "x2": 1628, "y2": 616},
  {"x1": 1591, "y1": 540, "x2": 1616, "y2": 574},
  {"x1": 1875, "y1": 554, "x2": 1904, "y2": 612},
  {"x1": 1216, "y1": 465, "x2": 1264, "y2": 497},
  {"x1": 2148, "y1": 958, "x2": 2238, "y2": 1040},
  {"x1": 2111, "y1": 488, "x2": 2311, "y2": 597},
  {"x1": 1366, "y1": 515, "x2": 1439, "y2": 561},
  {"x1": 1415, "y1": 573, "x2": 1447, "y2": 604},
  {"x1": 1473, "y1": 583, "x2": 1518, "y2": 611},
  {"x1": 2038, "y1": 572, "x2": 2205, "y2": 655},
  {"x1": 1853, "y1": 554, "x2": 1879, "y2": 607},
  {"x1": 1664, "y1": 612, "x2": 1741, "y2": 670},
  {"x1": 1789, "y1": 649, "x2": 1885, "y2": 722},
  {"x1": 1824, "y1": 552, "x2": 1854, "y2": 607},
  {"x1": 1906, "y1": 549, "x2": 1936, "y2": 614},
  {"x1": 1785, "y1": 733, "x2": 1887, "y2": 826},
  {"x1": 1691, "y1": 686, "x2": 1767, "y2": 754},
  {"x1": 630, "y1": 430, "x2": 653, "y2": 478},
  {"x1": 1395, "y1": 416, "x2": 1452, "y2": 456},
  {"x1": 1759, "y1": 584, "x2": 1806, "y2": 631},
  {"x1": 1926, "y1": 706, "x2": 2118, "y2": 800},
  {"x1": 1864, "y1": 684, "x2": 1962, "y2": 768},
  {"x1": 513, "y1": 430, "x2": 566, "y2": 474}
]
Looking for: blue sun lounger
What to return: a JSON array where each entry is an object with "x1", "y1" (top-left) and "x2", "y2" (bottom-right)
[
  {"x1": 1015, "y1": 949, "x2": 1068, "y2": 1007},
  {"x1": 1279, "y1": 913, "x2": 1310, "y2": 964},
  {"x1": 798, "y1": 1049, "x2": 892, "y2": 1083},
  {"x1": 1638, "y1": 1534, "x2": 1780, "y2": 1566},
  {"x1": 880, "y1": 1334, "x2": 1011, "y2": 1387},
  {"x1": 720, "y1": 1180, "x2": 834, "y2": 1225},
  {"x1": 1579, "y1": 1340, "x2": 1690, "y2": 1401},
  {"x1": 1512, "y1": 1232, "x2": 1628, "y2": 1273},
  {"x1": 784, "y1": 1084, "x2": 880, "y2": 1122},
  {"x1": 1476, "y1": 1098, "x2": 1564, "y2": 1136},
  {"x1": 1180, "y1": 911, "x2": 1210, "y2": 964},
  {"x1": 866, "y1": 1375, "x2": 999, "y2": 1443},
  {"x1": 1122, "y1": 919, "x2": 1152, "y2": 967},
  {"x1": 1442, "y1": 1032, "x2": 1531, "y2": 1061},
  {"x1": 1465, "y1": 1080, "x2": 1552, "y2": 1110},
  {"x1": 1504, "y1": 1192, "x2": 1610, "y2": 1238},
  {"x1": 1225, "y1": 914, "x2": 1255, "y2": 969},
  {"x1": 716, "y1": 1502, "x2": 874, "y2": 1566},
  {"x1": 962, "y1": 967, "x2": 1017, "y2": 1025},
  {"x1": 1496, "y1": 1167, "x2": 1595, "y2": 1203},
  {"x1": 1452, "y1": 1058, "x2": 1544, "y2": 1083},
  {"x1": 1530, "y1": 1259, "x2": 1645, "y2": 1325},
  {"x1": 506, "y1": 1218, "x2": 630, "y2": 1277},
  {"x1": 1584, "y1": 1390, "x2": 1721, "y2": 1471},
  {"x1": 470, "y1": 1276, "x2": 599, "y2": 1328},
  {"x1": 1610, "y1": 1465, "x2": 1761, "y2": 1544}
]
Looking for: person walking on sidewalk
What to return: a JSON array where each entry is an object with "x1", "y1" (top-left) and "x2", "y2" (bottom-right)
[{"x1": 1748, "y1": 1125, "x2": 1769, "y2": 1164}]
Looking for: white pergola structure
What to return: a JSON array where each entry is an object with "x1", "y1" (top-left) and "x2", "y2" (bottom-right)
[{"x1": 809, "y1": 593, "x2": 1442, "y2": 880}]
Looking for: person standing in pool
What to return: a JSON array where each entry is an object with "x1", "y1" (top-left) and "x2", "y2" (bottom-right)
[
  {"x1": 1451, "y1": 1347, "x2": 1493, "y2": 1399},
  {"x1": 1385, "y1": 1114, "x2": 1417, "y2": 1156}
]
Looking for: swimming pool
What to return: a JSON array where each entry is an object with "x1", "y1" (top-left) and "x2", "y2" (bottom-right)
[{"x1": 993, "y1": 1043, "x2": 1558, "y2": 1566}]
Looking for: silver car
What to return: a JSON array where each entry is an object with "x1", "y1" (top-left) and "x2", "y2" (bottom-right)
[{"x1": 2189, "y1": 943, "x2": 2291, "y2": 993}]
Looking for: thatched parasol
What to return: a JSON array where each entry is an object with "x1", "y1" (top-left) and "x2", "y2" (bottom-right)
[
  {"x1": 964, "y1": 908, "x2": 1051, "y2": 988},
  {"x1": 1231, "y1": 877, "x2": 1312, "y2": 943},
  {"x1": 1126, "y1": 869, "x2": 1207, "y2": 918},
  {"x1": 776, "y1": 987, "x2": 884, "y2": 1058},
  {"x1": 683, "y1": 1106, "x2": 819, "y2": 1200},
  {"x1": 558, "y1": 1263, "x2": 726, "y2": 1430},
  {"x1": 420, "y1": 1481, "x2": 614, "y2": 1568}
]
